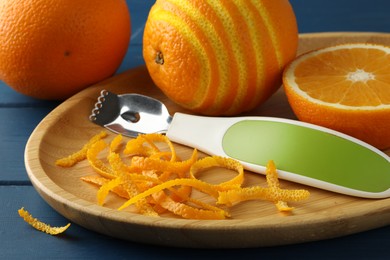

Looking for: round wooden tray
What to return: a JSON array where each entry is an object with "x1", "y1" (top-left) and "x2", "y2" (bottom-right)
[{"x1": 25, "y1": 32, "x2": 390, "y2": 248}]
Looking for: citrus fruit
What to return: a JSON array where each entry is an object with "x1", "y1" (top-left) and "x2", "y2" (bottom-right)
[
  {"x1": 143, "y1": 0, "x2": 298, "y2": 115},
  {"x1": 283, "y1": 43, "x2": 390, "y2": 150},
  {"x1": 0, "y1": 0, "x2": 131, "y2": 100}
]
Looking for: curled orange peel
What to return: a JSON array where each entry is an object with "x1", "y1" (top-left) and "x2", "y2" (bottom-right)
[
  {"x1": 265, "y1": 160, "x2": 307, "y2": 211},
  {"x1": 217, "y1": 161, "x2": 310, "y2": 209},
  {"x1": 57, "y1": 132, "x2": 310, "y2": 219},
  {"x1": 124, "y1": 133, "x2": 176, "y2": 160},
  {"x1": 109, "y1": 134, "x2": 123, "y2": 152},
  {"x1": 81, "y1": 175, "x2": 129, "y2": 199},
  {"x1": 107, "y1": 150, "x2": 159, "y2": 216},
  {"x1": 152, "y1": 191, "x2": 228, "y2": 219},
  {"x1": 97, "y1": 177, "x2": 123, "y2": 206},
  {"x1": 190, "y1": 156, "x2": 244, "y2": 191},
  {"x1": 87, "y1": 140, "x2": 117, "y2": 179},
  {"x1": 217, "y1": 186, "x2": 310, "y2": 206},
  {"x1": 130, "y1": 148, "x2": 198, "y2": 175},
  {"x1": 117, "y1": 178, "x2": 219, "y2": 211},
  {"x1": 18, "y1": 207, "x2": 71, "y2": 235},
  {"x1": 55, "y1": 131, "x2": 107, "y2": 167}
]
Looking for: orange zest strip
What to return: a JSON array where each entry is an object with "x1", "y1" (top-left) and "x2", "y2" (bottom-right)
[
  {"x1": 149, "y1": 151, "x2": 173, "y2": 160},
  {"x1": 142, "y1": 133, "x2": 177, "y2": 161},
  {"x1": 265, "y1": 160, "x2": 293, "y2": 211},
  {"x1": 55, "y1": 131, "x2": 107, "y2": 167},
  {"x1": 168, "y1": 185, "x2": 192, "y2": 202},
  {"x1": 81, "y1": 175, "x2": 129, "y2": 199},
  {"x1": 97, "y1": 177, "x2": 123, "y2": 206},
  {"x1": 217, "y1": 186, "x2": 310, "y2": 207},
  {"x1": 124, "y1": 133, "x2": 175, "y2": 158},
  {"x1": 190, "y1": 156, "x2": 244, "y2": 191},
  {"x1": 87, "y1": 140, "x2": 117, "y2": 179},
  {"x1": 123, "y1": 137, "x2": 155, "y2": 156},
  {"x1": 81, "y1": 173, "x2": 162, "y2": 189},
  {"x1": 121, "y1": 176, "x2": 159, "y2": 217},
  {"x1": 107, "y1": 151, "x2": 159, "y2": 216},
  {"x1": 109, "y1": 134, "x2": 123, "y2": 152},
  {"x1": 118, "y1": 178, "x2": 219, "y2": 211},
  {"x1": 107, "y1": 153, "x2": 162, "y2": 185},
  {"x1": 275, "y1": 201, "x2": 294, "y2": 212},
  {"x1": 152, "y1": 191, "x2": 228, "y2": 220},
  {"x1": 18, "y1": 207, "x2": 71, "y2": 235},
  {"x1": 216, "y1": 159, "x2": 309, "y2": 209},
  {"x1": 130, "y1": 148, "x2": 198, "y2": 175},
  {"x1": 265, "y1": 160, "x2": 279, "y2": 188}
]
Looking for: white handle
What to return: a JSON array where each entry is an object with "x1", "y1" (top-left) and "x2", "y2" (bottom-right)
[
  {"x1": 166, "y1": 112, "x2": 390, "y2": 199},
  {"x1": 166, "y1": 112, "x2": 232, "y2": 157}
]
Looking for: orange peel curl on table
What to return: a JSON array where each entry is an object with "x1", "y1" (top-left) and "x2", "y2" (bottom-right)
[{"x1": 18, "y1": 207, "x2": 71, "y2": 235}]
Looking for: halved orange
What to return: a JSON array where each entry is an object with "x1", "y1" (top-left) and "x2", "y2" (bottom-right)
[{"x1": 283, "y1": 43, "x2": 390, "y2": 150}]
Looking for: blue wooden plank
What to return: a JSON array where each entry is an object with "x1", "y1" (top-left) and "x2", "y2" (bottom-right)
[
  {"x1": 127, "y1": 0, "x2": 156, "y2": 45},
  {"x1": 129, "y1": 0, "x2": 390, "y2": 37},
  {"x1": 117, "y1": 44, "x2": 145, "y2": 74},
  {"x1": 0, "y1": 108, "x2": 53, "y2": 183},
  {"x1": 0, "y1": 82, "x2": 61, "y2": 107},
  {"x1": 290, "y1": 0, "x2": 390, "y2": 33},
  {"x1": 2, "y1": 186, "x2": 390, "y2": 259}
]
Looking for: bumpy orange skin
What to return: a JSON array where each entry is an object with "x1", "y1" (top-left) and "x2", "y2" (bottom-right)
[
  {"x1": 143, "y1": 0, "x2": 298, "y2": 115},
  {"x1": 0, "y1": 0, "x2": 131, "y2": 100}
]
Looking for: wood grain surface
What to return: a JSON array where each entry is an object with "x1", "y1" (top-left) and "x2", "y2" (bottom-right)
[{"x1": 24, "y1": 33, "x2": 390, "y2": 248}]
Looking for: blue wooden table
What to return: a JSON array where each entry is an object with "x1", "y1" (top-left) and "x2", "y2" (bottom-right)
[{"x1": 1, "y1": 0, "x2": 390, "y2": 258}]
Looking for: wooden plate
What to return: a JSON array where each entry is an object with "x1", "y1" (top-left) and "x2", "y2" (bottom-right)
[{"x1": 25, "y1": 32, "x2": 390, "y2": 248}]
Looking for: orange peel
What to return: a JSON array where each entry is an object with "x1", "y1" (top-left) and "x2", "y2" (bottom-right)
[
  {"x1": 217, "y1": 186, "x2": 310, "y2": 207},
  {"x1": 152, "y1": 191, "x2": 228, "y2": 220},
  {"x1": 81, "y1": 175, "x2": 129, "y2": 199},
  {"x1": 58, "y1": 132, "x2": 309, "y2": 219},
  {"x1": 18, "y1": 207, "x2": 71, "y2": 235},
  {"x1": 190, "y1": 156, "x2": 244, "y2": 191},
  {"x1": 124, "y1": 133, "x2": 176, "y2": 160},
  {"x1": 217, "y1": 160, "x2": 310, "y2": 208},
  {"x1": 87, "y1": 140, "x2": 117, "y2": 179},
  {"x1": 55, "y1": 131, "x2": 107, "y2": 167},
  {"x1": 97, "y1": 177, "x2": 124, "y2": 206},
  {"x1": 130, "y1": 148, "x2": 198, "y2": 176},
  {"x1": 107, "y1": 151, "x2": 159, "y2": 216},
  {"x1": 117, "y1": 178, "x2": 219, "y2": 211}
]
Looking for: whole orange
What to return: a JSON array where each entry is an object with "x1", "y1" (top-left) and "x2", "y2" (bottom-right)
[
  {"x1": 143, "y1": 0, "x2": 298, "y2": 115},
  {"x1": 0, "y1": 0, "x2": 131, "y2": 100}
]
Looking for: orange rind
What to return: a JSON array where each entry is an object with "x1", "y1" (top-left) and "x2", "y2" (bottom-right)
[{"x1": 57, "y1": 132, "x2": 310, "y2": 219}]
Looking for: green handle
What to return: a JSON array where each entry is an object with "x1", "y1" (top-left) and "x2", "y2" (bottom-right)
[{"x1": 222, "y1": 120, "x2": 390, "y2": 193}]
